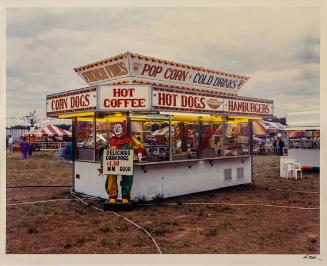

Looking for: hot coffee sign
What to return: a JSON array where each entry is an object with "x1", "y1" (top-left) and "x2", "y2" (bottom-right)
[
  {"x1": 98, "y1": 85, "x2": 151, "y2": 111},
  {"x1": 46, "y1": 88, "x2": 97, "y2": 116}
]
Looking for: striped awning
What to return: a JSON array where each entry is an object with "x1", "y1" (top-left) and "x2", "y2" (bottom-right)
[{"x1": 24, "y1": 124, "x2": 72, "y2": 137}]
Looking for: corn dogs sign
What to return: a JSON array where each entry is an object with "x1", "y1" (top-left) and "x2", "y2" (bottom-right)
[{"x1": 46, "y1": 88, "x2": 97, "y2": 116}]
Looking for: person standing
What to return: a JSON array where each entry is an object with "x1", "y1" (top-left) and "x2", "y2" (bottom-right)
[
  {"x1": 20, "y1": 137, "x2": 29, "y2": 159},
  {"x1": 28, "y1": 142, "x2": 33, "y2": 157},
  {"x1": 278, "y1": 138, "x2": 285, "y2": 156},
  {"x1": 273, "y1": 139, "x2": 277, "y2": 155},
  {"x1": 8, "y1": 135, "x2": 14, "y2": 153}
]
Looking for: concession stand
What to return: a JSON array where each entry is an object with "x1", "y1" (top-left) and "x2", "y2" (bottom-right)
[{"x1": 46, "y1": 52, "x2": 274, "y2": 200}]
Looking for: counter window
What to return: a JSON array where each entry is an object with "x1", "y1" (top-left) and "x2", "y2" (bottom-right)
[
  {"x1": 76, "y1": 116, "x2": 95, "y2": 161},
  {"x1": 74, "y1": 112, "x2": 255, "y2": 163},
  {"x1": 201, "y1": 116, "x2": 224, "y2": 158},
  {"x1": 224, "y1": 121, "x2": 250, "y2": 156},
  {"x1": 172, "y1": 119, "x2": 198, "y2": 160},
  {"x1": 130, "y1": 113, "x2": 170, "y2": 162}
]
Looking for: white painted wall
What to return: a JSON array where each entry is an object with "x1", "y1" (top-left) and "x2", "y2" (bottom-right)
[
  {"x1": 74, "y1": 157, "x2": 252, "y2": 200},
  {"x1": 288, "y1": 149, "x2": 320, "y2": 168}
]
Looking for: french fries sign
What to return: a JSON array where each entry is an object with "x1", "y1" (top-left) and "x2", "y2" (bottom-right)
[{"x1": 103, "y1": 149, "x2": 134, "y2": 175}]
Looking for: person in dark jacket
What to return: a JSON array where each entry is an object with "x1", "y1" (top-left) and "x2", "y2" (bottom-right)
[
  {"x1": 28, "y1": 142, "x2": 33, "y2": 157},
  {"x1": 20, "y1": 137, "x2": 29, "y2": 159},
  {"x1": 63, "y1": 142, "x2": 73, "y2": 162},
  {"x1": 278, "y1": 138, "x2": 285, "y2": 156},
  {"x1": 273, "y1": 139, "x2": 277, "y2": 155}
]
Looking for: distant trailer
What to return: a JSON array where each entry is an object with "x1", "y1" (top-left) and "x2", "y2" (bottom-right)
[{"x1": 284, "y1": 111, "x2": 320, "y2": 170}]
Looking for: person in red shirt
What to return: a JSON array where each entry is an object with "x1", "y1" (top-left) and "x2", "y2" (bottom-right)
[{"x1": 99, "y1": 122, "x2": 144, "y2": 204}]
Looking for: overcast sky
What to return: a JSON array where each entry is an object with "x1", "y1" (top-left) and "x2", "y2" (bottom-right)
[{"x1": 6, "y1": 7, "x2": 320, "y2": 124}]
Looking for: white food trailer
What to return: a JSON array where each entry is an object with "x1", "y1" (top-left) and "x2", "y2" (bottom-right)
[
  {"x1": 284, "y1": 111, "x2": 320, "y2": 170},
  {"x1": 46, "y1": 52, "x2": 274, "y2": 200}
]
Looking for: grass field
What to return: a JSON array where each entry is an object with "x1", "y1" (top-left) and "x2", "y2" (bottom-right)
[{"x1": 6, "y1": 151, "x2": 320, "y2": 254}]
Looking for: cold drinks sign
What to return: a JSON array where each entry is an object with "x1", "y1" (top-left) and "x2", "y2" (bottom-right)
[
  {"x1": 46, "y1": 88, "x2": 97, "y2": 116},
  {"x1": 129, "y1": 55, "x2": 249, "y2": 92},
  {"x1": 74, "y1": 52, "x2": 250, "y2": 92}
]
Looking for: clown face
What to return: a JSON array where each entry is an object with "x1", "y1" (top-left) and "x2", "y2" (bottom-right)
[{"x1": 113, "y1": 123, "x2": 124, "y2": 137}]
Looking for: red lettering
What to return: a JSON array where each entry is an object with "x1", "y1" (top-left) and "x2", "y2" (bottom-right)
[
  {"x1": 139, "y1": 99, "x2": 145, "y2": 107},
  {"x1": 102, "y1": 98, "x2": 146, "y2": 109},
  {"x1": 141, "y1": 64, "x2": 162, "y2": 77},
  {"x1": 141, "y1": 64, "x2": 151, "y2": 75},
  {"x1": 157, "y1": 93, "x2": 177, "y2": 107},
  {"x1": 85, "y1": 94, "x2": 90, "y2": 106},
  {"x1": 104, "y1": 99, "x2": 110, "y2": 107},
  {"x1": 199, "y1": 97, "x2": 205, "y2": 108},
  {"x1": 51, "y1": 98, "x2": 68, "y2": 111},
  {"x1": 158, "y1": 93, "x2": 166, "y2": 105},
  {"x1": 181, "y1": 95, "x2": 187, "y2": 107},
  {"x1": 164, "y1": 68, "x2": 188, "y2": 81}
]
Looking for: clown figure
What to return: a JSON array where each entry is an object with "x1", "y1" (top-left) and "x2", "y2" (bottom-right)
[{"x1": 99, "y1": 122, "x2": 144, "y2": 204}]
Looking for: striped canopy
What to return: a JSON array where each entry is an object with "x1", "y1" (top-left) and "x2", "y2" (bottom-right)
[
  {"x1": 252, "y1": 121, "x2": 267, "y2": 136},
  {"x1": 24, "y1": 124, "x2": 72, "y2": 137}
]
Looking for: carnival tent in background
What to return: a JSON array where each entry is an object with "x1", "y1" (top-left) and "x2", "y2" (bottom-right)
[
  {"x1": 252, "y1": 121, "x2": 267, "y2": 136},
  {"x1": 24, "y1": 124, "x2": 72, "y2": 138},
  {"x1": 258, "y1": 120, "x2": 286, "y2": 133}
]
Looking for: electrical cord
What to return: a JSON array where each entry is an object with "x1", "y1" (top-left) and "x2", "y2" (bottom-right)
[
  {"x1": 6, "y1": 198, "x2": 73, "y2": 206},
  {"x1": 6, "y1": 185, "x2": 71, "y2": 188},
  {"x1": 70, "y1": 190, "x2": 163, "y2": 254},
  {"x1": 138, "y1": 202, "x2": 319, "y2": 210}
]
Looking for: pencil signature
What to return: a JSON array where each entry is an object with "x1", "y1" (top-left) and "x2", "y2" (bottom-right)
[{"x1": 303, "y1": 254, "x2": 322, "y2": 261}]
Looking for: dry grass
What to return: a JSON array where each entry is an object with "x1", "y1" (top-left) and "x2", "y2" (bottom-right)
[{"x1": 6, "y1": 152, "x2": 320, "y2": 254}]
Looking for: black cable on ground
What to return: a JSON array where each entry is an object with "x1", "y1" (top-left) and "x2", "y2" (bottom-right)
[{"x1": 6, "y1": 185, "x2": 71, "y2": 188}]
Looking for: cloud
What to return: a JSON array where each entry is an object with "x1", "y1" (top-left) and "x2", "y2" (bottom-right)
[{"x1": 6, "y1": 7, "x2": 320, "y2": 121}]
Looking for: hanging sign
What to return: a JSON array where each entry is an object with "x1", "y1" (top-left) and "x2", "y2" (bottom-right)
[
  {"x1": 46, "y1": 88, "x2": 97, "y2": 116},
  {"x1": 152, "y1": 89, "x2": 224, "y2": 113},
  {"x1": 129, "y1": 53, "x2": 249, "y2": 92},
  {"x1": 74, "y1": 54, "x2": 129, "y2": 85},
  {"x1": 224, "y1": 99, "x2": 273, "y2": 115},
  {"x1": 73, "y1": 52, "x2": 250, "y2": 92},
  {"x1": 98, "y1": 85, "x2": 151, "y2": 111},
  {"x1": 152, "y1": 87, "x2": 273, "y2": 116},
  {"x1": 103, "y1": 149, "x2": 134, "y2": 175}
]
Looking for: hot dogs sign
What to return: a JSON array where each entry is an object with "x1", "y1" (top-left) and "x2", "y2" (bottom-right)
[
  {"x1": 74, "y1": 52, "x2": 250, "y2": 92},
  {"x1": 152, "y1": 87, "x2": 273, "y2": 116}
]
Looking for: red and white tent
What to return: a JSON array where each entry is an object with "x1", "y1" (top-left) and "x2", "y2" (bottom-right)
[{"x1": 24, "y1": 124, "x2": 72, "y2": 137}]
